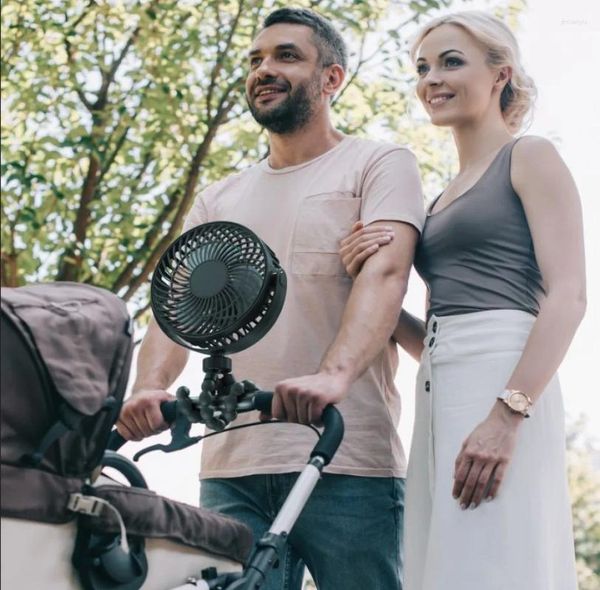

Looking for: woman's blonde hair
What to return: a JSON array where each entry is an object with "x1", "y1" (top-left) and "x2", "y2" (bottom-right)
[{"x1": 410, "y1": 11, "x2": 537, "y2": 132}]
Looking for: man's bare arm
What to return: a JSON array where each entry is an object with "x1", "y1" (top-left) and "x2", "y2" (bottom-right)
[
  {"x1": 273, "y1": 220, "x2": 419, "y2": 424},
  {"x1": 116, "y1": 319, "x2": 189, "y2": 440}
]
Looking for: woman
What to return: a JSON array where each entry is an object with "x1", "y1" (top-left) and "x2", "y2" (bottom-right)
[{"x1": 340, "y1": 11, "x2": 585, "y2": 590}]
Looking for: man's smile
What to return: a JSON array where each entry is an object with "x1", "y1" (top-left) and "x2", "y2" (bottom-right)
[{"x1": 253, "y1": 83, "x2": 289, "y2": 104}]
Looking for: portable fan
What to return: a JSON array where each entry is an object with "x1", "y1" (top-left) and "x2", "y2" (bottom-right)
[{"x1": 151, "y1": 221, "x2": 286, "y2": 354}]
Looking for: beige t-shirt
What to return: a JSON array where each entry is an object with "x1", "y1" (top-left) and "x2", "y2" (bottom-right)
[{"x1": 183, "y1": 136, "x2": 425, "y2": 478}]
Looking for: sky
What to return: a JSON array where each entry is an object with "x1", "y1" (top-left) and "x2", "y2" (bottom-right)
[{"x1": 118, "y1": 0, "x2": 600, "y2": 505}]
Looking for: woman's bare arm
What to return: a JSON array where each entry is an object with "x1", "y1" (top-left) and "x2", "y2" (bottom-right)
[{"x1": 453, "y1": 136, "x2": 586, "y2": 509}]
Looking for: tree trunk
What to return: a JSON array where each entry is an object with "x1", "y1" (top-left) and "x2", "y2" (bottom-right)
[{"x1": 56, "y1": 153, "x2": 101, "y2": 282}]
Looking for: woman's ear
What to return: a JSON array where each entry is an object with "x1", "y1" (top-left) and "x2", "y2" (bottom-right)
[{"x1": 496, "y1": 65, "x2": 512, "y2": 88}]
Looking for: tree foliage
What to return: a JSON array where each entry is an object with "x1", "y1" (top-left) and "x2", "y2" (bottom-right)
[
  {"x1": 567, "y1": 417, "x2": 600, "y2": 590},
  {"x1": 1, "y1": 0, "x2": 454, "y2": 317}
]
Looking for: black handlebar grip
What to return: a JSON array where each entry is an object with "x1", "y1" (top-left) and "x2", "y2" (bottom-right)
[
  {"x1": 253, "y1": 391, "x2": 274, "y2": 413},
  {"x1": 310, "y1": 405, "x2": 344, "y2": 466},
  {"x1": 106, "y1": 400, "x2": 179, "y2": 451},
  {"x1": 160, "y1": 400, "x2": 178, "y2": 424},
  {"x1": 107, "y1": 430, "x2": 127, "y2": 451}
]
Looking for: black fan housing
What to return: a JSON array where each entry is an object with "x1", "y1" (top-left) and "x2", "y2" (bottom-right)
[{"x1": 151, "y1": 222, "x2": 286, "y2": 354}]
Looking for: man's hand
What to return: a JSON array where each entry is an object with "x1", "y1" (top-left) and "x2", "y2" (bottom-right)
[
  {"x1": 270, "y1": 372, "x2": 352, "y2": 425},
  {"x1": 116, "y1": 389, "x2": 175, "y2": 441}
]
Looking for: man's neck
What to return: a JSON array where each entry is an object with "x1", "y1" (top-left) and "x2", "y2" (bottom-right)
[{"x1": 267, "y1": 115, "x2": 345, "y2": 169}]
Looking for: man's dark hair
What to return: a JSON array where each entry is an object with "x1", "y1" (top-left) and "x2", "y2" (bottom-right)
[{"x1": 263, "y1": 8, "x2": 348, "y2": 72}]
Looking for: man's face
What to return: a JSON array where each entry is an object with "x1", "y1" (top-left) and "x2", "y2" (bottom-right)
[{"x1": 245, "y1": 24, "x2": 325, "y2": 134}]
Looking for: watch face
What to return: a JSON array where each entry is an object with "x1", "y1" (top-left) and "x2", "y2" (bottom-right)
[{"x1": 509, "y1": 392, "x2": 529, "y2": 412}]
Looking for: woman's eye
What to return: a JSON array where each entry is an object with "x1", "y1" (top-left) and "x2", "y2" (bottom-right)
[
  {"x1": 416, "y1": 64, "x2": 429, "y2": 76},
  {"x1": 444, "y1": 56, "x2": 463, "y2": 67}
]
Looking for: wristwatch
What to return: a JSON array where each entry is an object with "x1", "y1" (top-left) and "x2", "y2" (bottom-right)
[{"x1": 497, "y1": 389, "x2": 533, "y2": 418}]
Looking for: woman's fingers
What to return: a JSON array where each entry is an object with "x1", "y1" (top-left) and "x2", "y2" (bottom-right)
[
  {"x1": 458, "y1": 459, "x2": 486, "y2": 508},
  {"x1": 469, "y1": 461, "x2": 498, "y2": 508},
  {"x1": 340, "y1": 224, "x2": 395, "y2": 248},
  {"x1": 346, "y1": 243, "x2": 380, "y2": 277},
  {"x1": 340, "y1": 235, "x2": 392, "y2": 262},
  {"x1": 452, "y1": 454, "x2": 473, "y2": 500},
  {"x1": 485, "y1": 462, "x2": 507, "y2": 500},
  {"x1": 340, "y1": 230, "x2": 395, "y2": 277}
]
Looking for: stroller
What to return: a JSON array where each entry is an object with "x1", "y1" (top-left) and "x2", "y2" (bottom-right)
[
  {"x1": 1, "y1": 223, "x2": 344, "y2": 590},
  {"x1": 0, "y1": 282, "x2": 253, "y2": 590}
]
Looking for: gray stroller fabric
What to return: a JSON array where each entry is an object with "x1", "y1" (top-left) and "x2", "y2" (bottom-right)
[
  {"x1": 82, "y1": 483, "x2": 252, "y2": 564},
  {"x1": 1, "y1": 282, "x2": 134, "y2": 478},
  {"x1": 0, "y1": 282, "x2": 253, "y2": 565}
]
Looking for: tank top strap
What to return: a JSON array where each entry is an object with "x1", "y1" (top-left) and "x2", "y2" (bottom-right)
[{"x1": 475, "y1": 137, "x2": 522, "y2": 193}]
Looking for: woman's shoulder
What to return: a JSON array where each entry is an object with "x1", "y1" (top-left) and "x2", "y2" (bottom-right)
[
  {"x1": 512, "y1": 135, "x2": 560, "y2": 165},
  {"x1": 511, "y1": 135, "x2": 565, "y2": 195}
]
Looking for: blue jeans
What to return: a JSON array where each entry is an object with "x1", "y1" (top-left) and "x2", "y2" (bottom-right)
[{"x1": 200, "y1": 473, "x2": 405, "y2": 590}]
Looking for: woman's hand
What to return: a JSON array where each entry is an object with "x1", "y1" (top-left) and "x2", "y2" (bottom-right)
[
  {"x1": 452, "y1": 401, "x2": 524, "y2": 509},
  {"x1": 340, "y1": 221, "x2": 395, "y2": 278}
]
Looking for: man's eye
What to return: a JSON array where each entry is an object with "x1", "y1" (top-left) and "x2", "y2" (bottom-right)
[
  {"x1": 249, "y1": 57, "x2": 261, "y2": 68},
  {"x1": 280, "y1": 51, "x2": 297, "y2": 60}
]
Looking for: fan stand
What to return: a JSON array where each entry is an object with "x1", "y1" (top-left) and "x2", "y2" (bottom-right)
[{"x1": 176, "y1": 352, "x2": 248, "y2": 432}]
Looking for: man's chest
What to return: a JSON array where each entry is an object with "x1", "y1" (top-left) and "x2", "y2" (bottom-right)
[{"x1": 209, "y1": 172, "x2": 363, "y2": 276}]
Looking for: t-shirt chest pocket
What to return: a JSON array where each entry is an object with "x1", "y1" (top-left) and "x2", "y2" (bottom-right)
[{"x1": 292, "y1": 192, "x2": 361, "y2": 276}]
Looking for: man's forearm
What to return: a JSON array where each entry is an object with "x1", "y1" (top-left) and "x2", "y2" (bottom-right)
[
  {"x1": 319, "y1": 266, "x2": 408, "y2": 384},
  {"x1": 132, "y1": 319, "x2": 189, "y2": 394}
]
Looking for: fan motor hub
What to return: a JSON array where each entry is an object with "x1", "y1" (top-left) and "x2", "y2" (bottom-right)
[{"x1": 190, "y1": 260, "x2": 229, "y2": 298}]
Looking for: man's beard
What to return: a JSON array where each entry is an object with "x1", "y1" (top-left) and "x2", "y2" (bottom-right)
[{"x1": 247, "y1": 75, "x2": 320, "y2": 134}]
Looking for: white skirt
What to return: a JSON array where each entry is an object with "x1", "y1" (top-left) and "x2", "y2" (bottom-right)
[{"x1": 404, "y1": 310, "x2": 577, "y2": 590}]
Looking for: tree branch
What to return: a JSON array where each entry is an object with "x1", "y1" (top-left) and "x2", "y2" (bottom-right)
[
  {"x1": 121, "y1": 100, "x2": 236, "y2": 301},
  {"x1": 206, "y1": 0, "x2": 245, "y2": 118},
  {"x1": 56, "y1": 152, "x2": 101, "y2": 281},
  {"x1": 133, "y1": 299, "x2": 152, "y2": 321},
  {"x1": 112, "y1": 186, "x2": 181, "y2": 293}
]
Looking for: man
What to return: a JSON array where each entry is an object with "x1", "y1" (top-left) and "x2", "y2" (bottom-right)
[{"x1": 117, "y1": 8, "x2": 424, "y2": 589}]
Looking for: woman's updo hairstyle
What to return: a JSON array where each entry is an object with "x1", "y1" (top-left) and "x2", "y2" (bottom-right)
[{"x1": 410, "y1": 11, "x2": 537, "y2": 132}]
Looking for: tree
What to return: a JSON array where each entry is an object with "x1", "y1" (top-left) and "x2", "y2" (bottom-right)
[
  {"x1": 567, "y1": 417, "x2": 600, "y2": 590},
  {"x1": 1, "y1": 0, "x2": 453, "y2": 319}
]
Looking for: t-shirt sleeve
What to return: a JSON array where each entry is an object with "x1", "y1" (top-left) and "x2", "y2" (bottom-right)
[
  {"x1": 360, "y1": 148, "x2": 425, "y2": 232},
  {"x1": 182, "y1": 191, "x2": 210, "y2": 233}
]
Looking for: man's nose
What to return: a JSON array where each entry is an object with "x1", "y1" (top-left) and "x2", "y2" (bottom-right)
[{"x1": 255, "y1": 56, "x2": 277, "y2": 79}]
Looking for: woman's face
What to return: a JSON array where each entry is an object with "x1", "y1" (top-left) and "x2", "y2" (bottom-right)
[{"x1": 415, "y1": 24, "x2": 506, "y2": 129}]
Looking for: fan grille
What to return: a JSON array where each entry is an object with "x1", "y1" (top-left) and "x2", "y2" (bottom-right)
[{"x1": 151, "y1": 222, "x2": 286, "y2": 354}]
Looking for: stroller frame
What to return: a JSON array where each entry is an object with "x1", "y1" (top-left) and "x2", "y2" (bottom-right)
[{"x1": 110, "y1": 391, "x2": 344, "y2": 590}]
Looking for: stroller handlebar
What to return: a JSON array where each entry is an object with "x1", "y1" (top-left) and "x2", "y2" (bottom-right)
[
  {"x1": 107, "y1": 393, "x2": 344, "y2": 466},
  {"x1": 252, "y1": 392, "x2": 344, "y2": 467},
  {"x1": 106, "y1": 400, "x2": 178, "y2": 452}
]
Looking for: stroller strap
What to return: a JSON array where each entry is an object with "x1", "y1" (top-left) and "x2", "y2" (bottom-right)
[{"x1": 0, "y1": 463, "x2": 82, "y2": 523}]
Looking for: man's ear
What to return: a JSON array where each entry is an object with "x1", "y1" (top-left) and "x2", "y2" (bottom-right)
[{"x1": 323, "y1": 64, "x2": 346, "y2": 99}]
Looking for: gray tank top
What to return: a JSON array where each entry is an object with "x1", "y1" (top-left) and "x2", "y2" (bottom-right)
[{"x1": 414, "y1": 139, "x2": 545, "y2": 318}]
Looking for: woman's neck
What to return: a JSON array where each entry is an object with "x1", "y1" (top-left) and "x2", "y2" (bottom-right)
[{"x1": 452, "y1": 117, "x2": 514, "y2": 173}]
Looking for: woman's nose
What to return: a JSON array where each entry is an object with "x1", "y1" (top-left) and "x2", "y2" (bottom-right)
[{"x1": 423, "y1": 68, "x2": 443, "y2": 85}]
